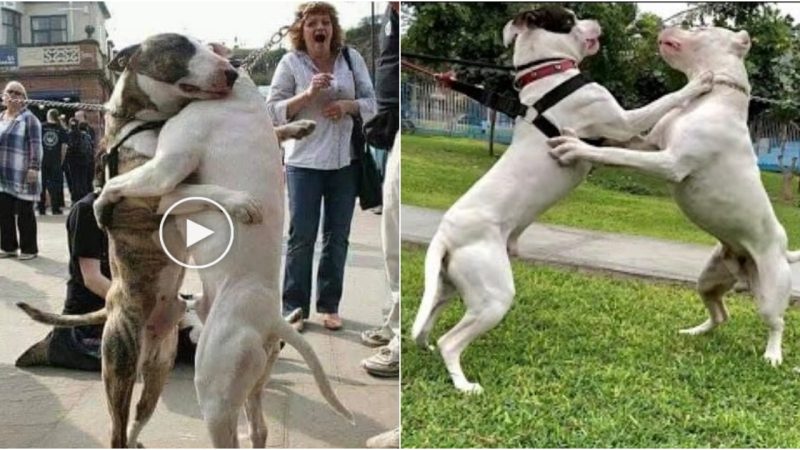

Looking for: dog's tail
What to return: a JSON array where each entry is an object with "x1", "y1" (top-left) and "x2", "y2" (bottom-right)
[
  {"x1": 276, "y1": 319, "x2": 355, "y2": 424},
  {"x1": 411, "y1": 232, "x2": 448, "y2": 349},
  {"x1": 16, "y1": 302, "x2": 107, "y2": 327},
  {"x1": 788, "y1": 250, "x2": 800, "y2": 263}
]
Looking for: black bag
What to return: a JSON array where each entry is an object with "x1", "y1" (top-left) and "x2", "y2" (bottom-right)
[
  {"x1": 364, "y1": 108, "x2": 398, "y2": 150},
  {"x1": 342, "y1": 46, "x2": 382, "y2": 210}
]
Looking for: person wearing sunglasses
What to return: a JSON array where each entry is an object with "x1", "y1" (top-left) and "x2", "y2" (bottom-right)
[{"x1": 0, "y1": 81, "x2": 42, "y2": 260}]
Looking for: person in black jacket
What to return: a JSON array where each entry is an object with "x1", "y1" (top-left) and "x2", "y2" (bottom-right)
[
  {"x1": 63, "y1": 118, "x2": 93, "y2": 203},
  {"x1": 38, "y1": 109, "x2": 67, "y2": 215}
]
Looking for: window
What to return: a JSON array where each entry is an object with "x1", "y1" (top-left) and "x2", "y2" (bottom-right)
[
  {"x1": 2, "y1": 9, "x2": 20, "y2": 45},
  {"x1": 31, "y1": 15, "x2": 67, "y2": 45}
]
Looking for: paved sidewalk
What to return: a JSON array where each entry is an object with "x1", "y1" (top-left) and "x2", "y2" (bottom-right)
[
  {"x1": 402, "y1": 204, "x2": 800, "y2": 298},
  {"x1": 0, "y1": 204, "x2": 397, "y2": 448}
]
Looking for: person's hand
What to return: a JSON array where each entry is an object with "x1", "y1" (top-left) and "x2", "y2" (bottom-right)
[
  {"x1": 306, "y1": 73, "x2": 334, "y2": 98},
  {"x1": 322, "y1": 100, "x2": 351, "y2": 121},
  {"x1": 25, "y1": 169, "x2": 37, "y2": 184}
]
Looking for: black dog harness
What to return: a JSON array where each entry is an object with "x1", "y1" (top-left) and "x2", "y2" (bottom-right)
[
  {"x1": 97, "y1": 120, "x2": 165, "y2": 226},
  {"x1": 99, "y1": 120, "x2": 166, "y2": 189},
  {"x1": 436, "y1": 60, "x2": 602, "y2": 145}
]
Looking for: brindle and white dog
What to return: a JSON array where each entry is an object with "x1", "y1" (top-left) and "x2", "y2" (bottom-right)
[{"x1": 16, "y1": 33, "x2": 323, "y2": 447}]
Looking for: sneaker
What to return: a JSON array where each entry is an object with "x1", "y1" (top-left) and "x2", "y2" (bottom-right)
[
  {"x1": 52, "y1": 209, "x2": 63, "y2": 215},
  {"x1": 18, "y1": 253, "x2": 37, "y2": 260},
  {"x1": 366, "y1": 427, "x2": 400, "y2": 448},
  {"x1": 362, "y1": 346, "x2": 398, "y2": 378},
  {"x1": 0, "y1": 250, "x2": 16, "y2": 258},
  {"x1": 361, "y1": 327, "x2": 392, "y2": 347}
]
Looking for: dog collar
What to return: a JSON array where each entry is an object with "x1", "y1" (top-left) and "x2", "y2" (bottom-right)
[
  {"x1": 515, "y1": 59, "x2": 577, "y2": 90},
  {"x1": 713, "y1": 79, "x2": 750, "y2": 96}
]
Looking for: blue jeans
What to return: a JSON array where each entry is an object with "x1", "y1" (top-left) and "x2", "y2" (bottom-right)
[{"x1": 283, "y1": 164, "x2": 357, "y2": 318}]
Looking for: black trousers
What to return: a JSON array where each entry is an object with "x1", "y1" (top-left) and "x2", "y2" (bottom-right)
[
  {"x1": 39, "y1": 161, "x2": 65, "y2": 212},
  {"x1": 0, "y1": 192, "x2": 38, "y2": 254}
]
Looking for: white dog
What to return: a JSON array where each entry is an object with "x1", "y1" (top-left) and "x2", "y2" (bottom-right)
[
  {"x1": 93, "y1": 57, "x2": 353, "y2": 447},
  {"x1": 549, "y1": 25, "x2": 800, "y2": 367},
  {"x1": 411, "y1": 6, "x2": 713, "y2": 394}
]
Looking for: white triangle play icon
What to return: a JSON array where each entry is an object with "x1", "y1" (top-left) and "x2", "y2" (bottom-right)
[{"x1": 186, "y1": 219, "x2": 214, "y2": 248}]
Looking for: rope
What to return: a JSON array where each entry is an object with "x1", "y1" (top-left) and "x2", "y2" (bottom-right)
[
  {"x1": 240, "y1": 26, "x2": 290, "y2": 73},
  {"x1": 9, "y1": 98, "x2": 106, "y2": 112},
  {"x1": 401, "y1": 59, "x2": 440, "y2": 78}
]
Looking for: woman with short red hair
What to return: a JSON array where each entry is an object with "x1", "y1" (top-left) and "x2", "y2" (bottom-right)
[{"x1": 267, "y1": 1, "x2": 376, "y2": 331}]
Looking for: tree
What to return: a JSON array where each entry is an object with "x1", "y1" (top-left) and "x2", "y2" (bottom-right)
[{"x1": 345, "y1": 15, "x2": 382, "y2": 80}]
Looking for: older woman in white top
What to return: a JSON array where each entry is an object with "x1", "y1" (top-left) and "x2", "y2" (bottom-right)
[{"x1": 267, "y1": 1, "x2": 376, "y2": 331}]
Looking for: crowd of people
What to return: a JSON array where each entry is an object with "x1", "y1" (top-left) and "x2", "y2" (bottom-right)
[{"x1": 0, "y1": 83, "x2": 98, "y2": 262}]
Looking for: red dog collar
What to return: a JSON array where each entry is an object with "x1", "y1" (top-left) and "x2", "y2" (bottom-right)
[{"x1": 515, "y1": 59, "x2": 577, "y2": 90}]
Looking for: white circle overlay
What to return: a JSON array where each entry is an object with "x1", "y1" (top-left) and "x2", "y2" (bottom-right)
[{"x1": 159, "y1": 196, "x2": 234, "y2": 269}]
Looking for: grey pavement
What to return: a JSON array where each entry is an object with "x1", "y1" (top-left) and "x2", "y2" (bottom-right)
[
  {"x1": 402, "y1": 204, "x2": 800, "y2": 298},
  {"x1": 0, "y1": 201, "x2": 397, "y2": 448}
]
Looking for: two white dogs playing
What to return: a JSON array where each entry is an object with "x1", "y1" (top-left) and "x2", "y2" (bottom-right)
[{"x1": 412, "y1": 6, "x2": 800, "y2": 394}]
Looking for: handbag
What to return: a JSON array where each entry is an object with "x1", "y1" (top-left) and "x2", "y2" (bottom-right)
[{"x1": 341, "y1": 46, "x2": 382, "y2": 210}]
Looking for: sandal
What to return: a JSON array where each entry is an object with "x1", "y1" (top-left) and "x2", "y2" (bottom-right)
[{"x1": 322, "y1": 314, "x2": 343, "y2": 331}]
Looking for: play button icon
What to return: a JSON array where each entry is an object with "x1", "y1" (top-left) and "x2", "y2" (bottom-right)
[
  {"x1": 158, "y1": 196, "x2": 235, "y2": 269},
  {"x1": 186, "y1": 219, "x2": 214, "y2": 248}
]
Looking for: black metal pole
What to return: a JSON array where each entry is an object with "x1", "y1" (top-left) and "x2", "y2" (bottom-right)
[{"x1": 371, "y1": 2, "x2": 376, "y2": 80}]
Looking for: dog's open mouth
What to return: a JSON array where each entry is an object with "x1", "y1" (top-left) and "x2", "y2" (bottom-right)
[
  {"x1": 659, "y1": 39, "x2": 682, "y2": 52},
  {"x1": 313, "y1": 32, "x2": 326, "y2": 43},
  {"x1": 179, "y1": 83, "x2": 229, "y2": 98}
]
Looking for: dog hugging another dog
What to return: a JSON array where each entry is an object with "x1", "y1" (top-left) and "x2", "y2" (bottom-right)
[
  {"x1": 16, "y1": 33, "x2": 352, "y2": 447},
  {"x1": 412, "y1": 5, "x2": 800, "y2": 394}
]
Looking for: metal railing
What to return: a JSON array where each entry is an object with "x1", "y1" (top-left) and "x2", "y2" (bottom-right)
[{"x1": 402, "y1": 80, "x2": 515, "y2": 143}]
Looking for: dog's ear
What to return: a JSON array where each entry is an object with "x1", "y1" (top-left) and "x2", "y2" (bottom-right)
[
  {"x1": 504, "y1": 9, "x2": 546, "y2": 46},
  {"x1": 503, "y1": 18, "x2": 526, "y2": 47},
  {"x1": 209, "y1": 42, "x2": 232, "y2": 59},
  {"x1": 732, "y1": 30, "x2": 751, "y2": 57},
  {"x1": 108, "y1": 44, "x2": 140, "y2": 72}
]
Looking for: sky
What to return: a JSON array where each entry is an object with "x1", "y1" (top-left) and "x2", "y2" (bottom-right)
[{"x1": 105, "y1": 1, "x2": 388, "y2": 49}]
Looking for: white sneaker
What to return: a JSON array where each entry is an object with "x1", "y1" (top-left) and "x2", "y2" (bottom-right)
[
  {"x1": 361, "y1": 346, "x2": 398, "y2": 377},
  {"x1": 0, "y1": 250, "x2": 16, "y2": 258},
  {"x1": 18, "y1": 253, "x2": 37, "y2": 260},
  {"x1": 361, "y1": 327, "x2": 392, "y2": 347}
]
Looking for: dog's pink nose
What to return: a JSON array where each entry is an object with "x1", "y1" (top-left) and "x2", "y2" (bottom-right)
[{"x1": 224, "y1": 69, "x2": 238, "y2": 87}]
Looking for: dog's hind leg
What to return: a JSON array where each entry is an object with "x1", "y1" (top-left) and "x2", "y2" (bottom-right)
[
  {"x1": 102, "y1": 305, "x2": 142, "y2": 448},
  {"x1": 196, "y1": 316, "x2": 267, "y2": 447},
  {"x1": 749, "y1": 248, "x2": 792, "y2": 366},
  {"x1": 127, "y1": 329, "x2": 179, "y2": 448},
  {"x1": 680, "y1": 244, "x2": 737, "y2": 335},
  {"x1": 244, "y1": 339, "x2": 280, "y2": 448},
  {"x1": 437, "y1": 243, "x2": 514, "y2": 394}
]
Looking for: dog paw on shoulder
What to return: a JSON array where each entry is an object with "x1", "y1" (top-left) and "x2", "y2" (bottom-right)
[{"x1": 225, "y1": 193, "x2": 263, "y2": 224}]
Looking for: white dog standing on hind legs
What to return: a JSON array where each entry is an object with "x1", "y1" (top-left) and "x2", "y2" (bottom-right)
[
  {"x1": 410, "y1": 5, "x2": 713, "y2": 394},
  {"x1": 548, "y1": 25, "x2": 800, "y2": 367}
]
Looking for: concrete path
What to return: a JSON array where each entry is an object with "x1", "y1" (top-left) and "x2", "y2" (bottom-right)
[
  {"x1": 402, "y1": 204, "x2": 800, "y2": 298},
  {"x1": 0, "y1": 202, "x2": 397, "y2": 448}
]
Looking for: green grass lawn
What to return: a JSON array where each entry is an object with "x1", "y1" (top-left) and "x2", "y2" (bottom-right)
[
  {"x1": 401, "y1": 247, "x2": 800, "y2": 448},
  {"x1": 401, "y1": 134, "x2": 800, "y2": 246}
]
